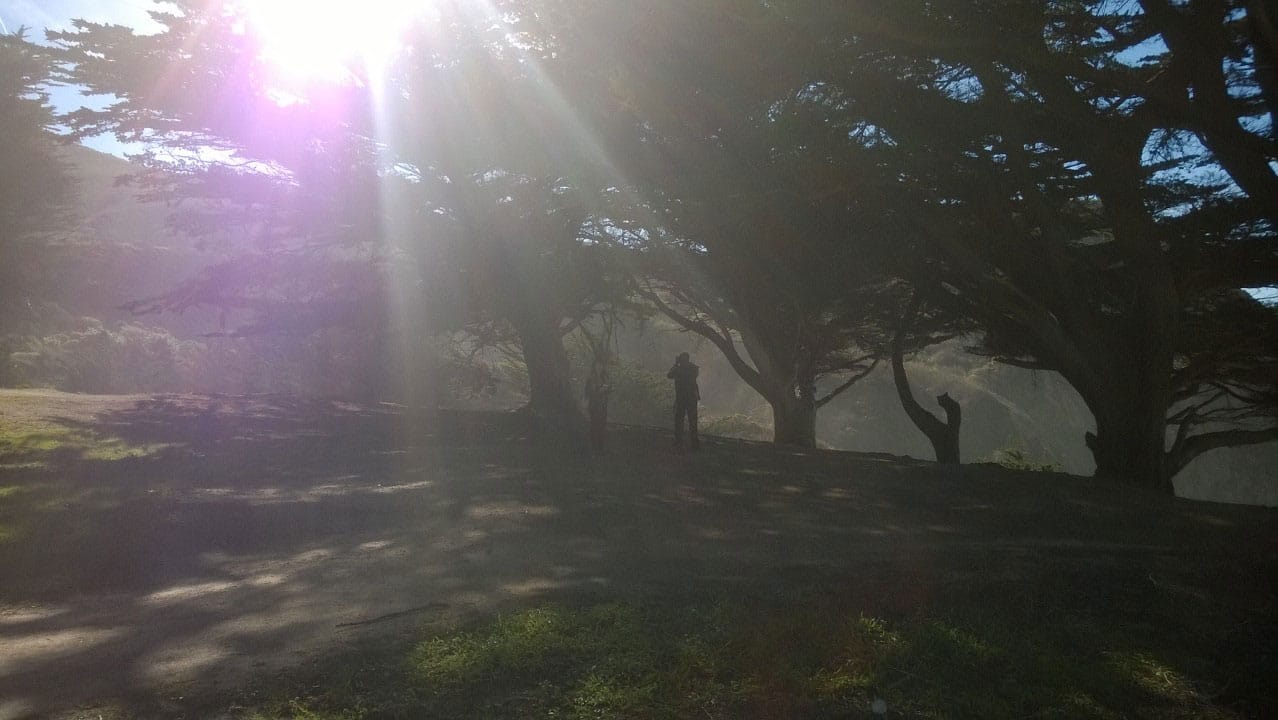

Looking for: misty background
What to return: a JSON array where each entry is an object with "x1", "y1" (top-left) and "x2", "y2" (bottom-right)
[{"x1": 3, "y1": 144, "x2": 1272, "y2": 506}]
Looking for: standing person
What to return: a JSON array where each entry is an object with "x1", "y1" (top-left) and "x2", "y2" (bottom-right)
[
  {"x1": 667, "y1": 352, "x2": 700, "y2": 450},
  {"x1": 584, "y1": 372, "x2": 610, "y2": 452}
]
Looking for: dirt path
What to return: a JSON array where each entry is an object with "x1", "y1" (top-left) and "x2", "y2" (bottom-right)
[{"x1": 1, "y1": 390, "x2": 1275, "y2": 719}]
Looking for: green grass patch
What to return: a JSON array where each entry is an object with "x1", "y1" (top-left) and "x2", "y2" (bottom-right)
[
  {"x1": 0, "y1": 484, "x2": 30, "y2": 544},
  {"x1": 0, "y1": 520, "x2": 22, "y2": 544},
  {"x1": 0, "y1": 421, "x2": 173, "y2": 463},
  {"x1": 254, "y1": 588, "x2": 1257, "y2": 720},
  {"x1": 1, "y1": 422, "x2": 175, "y2": 546}
]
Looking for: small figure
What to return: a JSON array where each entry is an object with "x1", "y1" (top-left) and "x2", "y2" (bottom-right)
[
  {"x1": 585, "y1": 373, "x2": 610, "y2": 452},
  {"x1": 667, "y1": 352, "x2": 700, "y2": 450}
]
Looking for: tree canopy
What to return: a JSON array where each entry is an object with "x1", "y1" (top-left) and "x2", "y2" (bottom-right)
[
  {"x1": 42, "y1": 0, "x2": 1278, "y2": 488},
  {"x1": 557, "y1": 0, "x2": 1278, "y2": 486},
  {"x1": 0, "y1": 29, "x2": 79, "y2": 336}
]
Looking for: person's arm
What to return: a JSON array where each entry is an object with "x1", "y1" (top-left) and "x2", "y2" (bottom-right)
[{"x1": 667, "y1": 364, "x2": 679, "y2": 379}]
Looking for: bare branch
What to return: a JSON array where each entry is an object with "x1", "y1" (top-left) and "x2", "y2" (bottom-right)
[
  {"x1": 1166, "y1": 426, "x2": 1278, "y2": 476},
  {"x1": 815, "y1": 358, "x2": 880, "y2": 409},
  {"x1": 635, "y1": 282, "x2": 766, "y2": 393}
]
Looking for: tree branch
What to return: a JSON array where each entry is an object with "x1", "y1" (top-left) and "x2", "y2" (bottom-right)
[
  {"x1": 1166, "y1": 425, "x2": 1278, "y2": 476},
  {"x1": 635, "y1": 282, "x2": 765, "y2": 392},
  {"x1": 815, "y1": 358, "x2": 880, "y2": 409}
]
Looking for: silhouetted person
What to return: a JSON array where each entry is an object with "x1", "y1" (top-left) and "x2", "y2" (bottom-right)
[
  {"x1": 667, "y1": 352, "x2": 700, "y2": 450},
  {"x1": 585, "y1": 374, "x2": 610, "y2": 451}
]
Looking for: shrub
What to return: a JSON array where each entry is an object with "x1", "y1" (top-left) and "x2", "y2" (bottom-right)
[
  {"x1": 988, "y1": 447, "x2": 1061, "y2": 472},
  {"x1": 8, "y1": 321, "x2": 197, "y2": 393},
  {"x1": 701, "y1": 413, "x2": 772, "y2": 441},
  {"x1": 604, "y1": 362, "x2": 676, "y2": 427}
]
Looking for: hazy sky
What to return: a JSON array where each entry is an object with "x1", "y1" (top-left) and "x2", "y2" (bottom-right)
[
  {"x1": 0, "y1": 0, "x2": 163, "y2": 35},
  {"x1": 2, "y1": 0, "x2": 166, "y2": 153}
]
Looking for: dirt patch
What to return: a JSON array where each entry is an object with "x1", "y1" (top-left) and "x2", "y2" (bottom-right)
[{"x1": 0, "y1": 390, "x2": 1274, "y2": 719}]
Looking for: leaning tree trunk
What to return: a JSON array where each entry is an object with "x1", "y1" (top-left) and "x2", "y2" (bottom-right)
[
  {"x1": 891, "y1": 342, "x2": 961, "y2": 464},
  {"x1": 892, "y1": 298, "x2": 961, "y2": 464}
]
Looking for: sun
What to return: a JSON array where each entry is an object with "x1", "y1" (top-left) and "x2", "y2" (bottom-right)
[{"x1": 242, "y1": 0, "x2": 426, "y2": 85}]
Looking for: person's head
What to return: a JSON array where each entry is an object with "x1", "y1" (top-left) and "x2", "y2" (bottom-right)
[{"x1": 677, "y1": 352, "x2": 690, "y2": 364}]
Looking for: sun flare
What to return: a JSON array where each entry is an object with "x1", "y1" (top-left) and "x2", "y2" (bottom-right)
[{"x1": 242, "y1": 0, "x2": 425, "y2": 85}]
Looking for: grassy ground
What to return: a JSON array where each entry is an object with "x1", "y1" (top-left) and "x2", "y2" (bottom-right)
[
  {"x1": 254, "y1": 584, "x2": 1269, "y2": 720},
  {"x1": 0, "y1": 390, "x2": 1274, "y2": 719},
  {"x1": 0, "y1": 418, "x2": 171, "y2": 463},
  {"x1": 0, "y1": 391, "x2": 169, "y2": 547}
]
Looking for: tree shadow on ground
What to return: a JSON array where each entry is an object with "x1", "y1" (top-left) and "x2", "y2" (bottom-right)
[{"x1": 0, "y1": 393, "x2": 1274, "y2": 718}]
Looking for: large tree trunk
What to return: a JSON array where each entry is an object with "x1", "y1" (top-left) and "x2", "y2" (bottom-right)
[
  {"x1": 770, "y1": 395, "x2": 817, "y2": 447},
  {"x1": 485, "y1": 224, "x2": 584, "y2": 426},
  {"x1": 767, "y1": 366, "x2": 818, "y2": 447},
  {"x1": 1065, "y1": 286, "x2": 1175, "y2": 492},
  {"x1": 1086, "y1": 182, "x2": 1178, "y2": 493},
  {"x1": 1085, "y1": 380, "x2": 1173, "y2": 494},
  {"x1": 509, "y1": 306, "x2": 581, "y2": 422},
  {"x1": 1068, "y1": 318, "x2": 1175, "y2": 492}
]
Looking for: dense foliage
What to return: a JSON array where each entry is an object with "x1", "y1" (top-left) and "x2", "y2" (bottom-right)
[
  {"x1": 0, "y1": 30, "x2": 78, "y2": 338},
  {"x1": 17, "y1": 0, "x2": 1278, "y2": 489}
]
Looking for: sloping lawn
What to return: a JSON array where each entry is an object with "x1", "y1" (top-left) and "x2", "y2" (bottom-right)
[
  {"x1": 255, "y1": 569, "x2": 1270, "y2": 719},
  {"x1": 1, "y1": 390, "x2": 1273, "y2": 719}
]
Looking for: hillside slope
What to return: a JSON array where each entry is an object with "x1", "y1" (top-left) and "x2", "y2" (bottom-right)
[
  {"x1": 0, "y1": 390, "x2": 1274, "y2": 718},
  {"x1": 616, "y1": 330, "x2": 1278, "y2": 506}
]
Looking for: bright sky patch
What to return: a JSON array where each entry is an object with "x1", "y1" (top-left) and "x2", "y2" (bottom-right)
[{"x1": 240, "y1": 0, "x2": 425, "y2": 86}]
